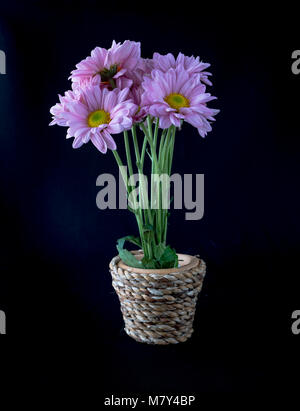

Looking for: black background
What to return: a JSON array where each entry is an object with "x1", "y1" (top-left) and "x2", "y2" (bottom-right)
[{"x1": 0, "y1": 0, "x2": 299, "y2": 401}]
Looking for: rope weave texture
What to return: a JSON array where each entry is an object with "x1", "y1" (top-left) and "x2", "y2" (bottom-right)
[{"x1": 109, "y1": 251, "x2": 206, "y2": 345}]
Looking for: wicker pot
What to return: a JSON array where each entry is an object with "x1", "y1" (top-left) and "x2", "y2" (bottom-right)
[{"x1": 109, "y1": 250, "x2": 206, "y2": 345}]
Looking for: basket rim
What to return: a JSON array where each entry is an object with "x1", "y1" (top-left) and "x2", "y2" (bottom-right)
[{"x1": 115, "y1": 250, "x2": 200, "y2": 274}]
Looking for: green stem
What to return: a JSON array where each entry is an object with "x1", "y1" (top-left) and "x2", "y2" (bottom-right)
[
  {"x1": 140, "y1": 121, "x2": 160, "y2": 173},
  {"x1": 168, "y1": 126, "x2": 176, "y2": 175},
  {"x1": 163, "y1": 126, "x2": 177, "y2": 243},
  {"x1": 112, "y1": 148, "x2": 148, "y2": 258},
  {"x1": 131, "y1": 124, "x2": 140, "y2": 165},
  {"x1": 153, "y1": 117, "x2": 159, "y2": 149},
  {"x1": 132, "y1": 130, "x2": 149, "y2": 215},
  {"x1": 140, "y1": 135, "x2": 147, "y2": 171},
  {"x1": 115, "y1": 121, "x2": 177, "y2": 262},
  {"x1": 141, "y1": 119, "x2": 163, "y2": 245},
  {"x1": 147, "y1": 116, "x2": 153, "y2": 140},
  {"x1": 158, "y1": 129, "x2": 167, "y2": 164},
  {"x1": 161, "y1": 127, "x2": 172, "y2": 172},
  {"x1": 112, "y1": 150, "x2": 127, "y2": 185},
  {"x1": 124, "y1": 130, "x2": 134, "y2": 178},
  {"x1": 132, "y1": 126, "x2": 155, "y2": 258}
]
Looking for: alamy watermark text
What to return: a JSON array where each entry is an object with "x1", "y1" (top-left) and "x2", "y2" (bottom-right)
[
  {"x1": 0, "y1": 310, "x2": 6, "y2": 334},
  {"x1": 0, "y1": 50, "x2": 6, "y2": 74},
  {"x1": 96, "y1": 169, "x2": 204, "y2": 221}
]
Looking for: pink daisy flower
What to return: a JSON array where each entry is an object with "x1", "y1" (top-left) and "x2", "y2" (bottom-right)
[
  {"x1": 141, "y1": 67, "x2": 219, "y2": 137},
  {"x1": 51, "y1": 86, "x2": 137, "y2": 153},
  {"x1": 70, "y1": 40, "x2": 141, "y2": 90},
  {"x1": 153, "y1": 52, "x2": 212, "y2": 86},
  {"x1": 49, "y1": 77, "x2": 100, "y2": 127},
  {"x1": 71, "y1": 75, "x2": 100, "y2": 94},
  {"x1": 49, "y1": 90, "x2": 78, "y2": 127},
  {"x1": 126, "y1": 59, "x2": 154, "y2": 122}
]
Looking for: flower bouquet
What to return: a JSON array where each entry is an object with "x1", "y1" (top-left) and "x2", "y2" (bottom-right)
[{"x1": 50, "y1": 40, "x2": 219, "y2": 344}]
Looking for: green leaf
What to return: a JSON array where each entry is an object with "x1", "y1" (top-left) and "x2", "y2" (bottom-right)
[
  {"x1": 117, "y1": 235, "x2": 141, "y2": 249},
  {"x1": 159, "y1": 246, "x2": 178, "y2": 268},
  {"x1": 116, "y1": 235, "x2": 143, "y2": 268},
  {"x1": 117, "y1": 247, "x2": 143, "y2": 268},
  {"x1": 154, "y1": 243, "x2": 166, "y2": 260},
  {"x1": 141, "y1": 257, "x2": 157, "y2": 269}
]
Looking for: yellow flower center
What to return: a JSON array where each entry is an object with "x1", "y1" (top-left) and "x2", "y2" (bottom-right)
[
  {"x1": 87, "y1": 110, "x2": 111, "y2": 128},
  {"x1": 164, "y1": 93, "x2": 190, "y2": 111}
]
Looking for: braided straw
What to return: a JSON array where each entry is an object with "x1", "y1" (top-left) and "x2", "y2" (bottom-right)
[{"x1": 109, "y1": 250, "x2": 206, "y2": 345}]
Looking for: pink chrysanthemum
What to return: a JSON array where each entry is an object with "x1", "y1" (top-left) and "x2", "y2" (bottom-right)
[
  {"x1": 50, "y1": 77, "x2": 101, "y2": 126},
  {"x1": 70, "y1": 40, "x2": 141, "y2": 90},
  {"x1": 126, "y1": 58, "x2": 154, "y2": 122},
  {"x1": 153, "y1": 52, "x2": 212, "y2": 86},
  {"x1": 49, "y1": 90, "x2": 79, "y2": 127},
  {"x1": 50, "y1": 86, "x2": 137, "y2": 153},
  {"x1": 71, "y1": 76, "x2": 100, "y2": 94},
  {"x1": 141, "y1": 67, "x2": 219, "y2": 137}
]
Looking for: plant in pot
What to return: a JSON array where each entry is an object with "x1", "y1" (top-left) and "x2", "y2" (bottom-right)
[{"x1": 50, "y1": 40, "x2": 219, "y2": 345}]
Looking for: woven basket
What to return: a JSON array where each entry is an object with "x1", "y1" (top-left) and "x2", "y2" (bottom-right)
[{"x1": 109, "y1": 250, "x2": 206, "y2": 345}]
